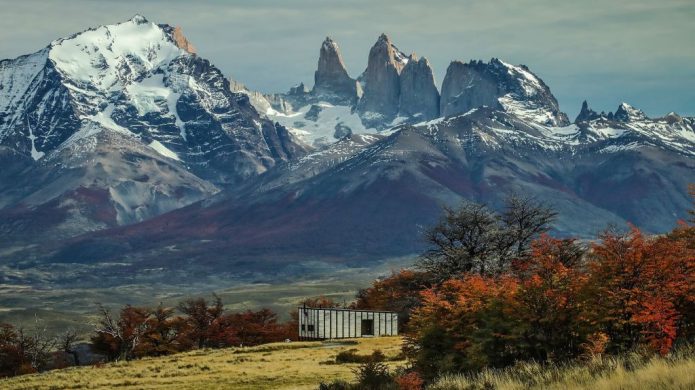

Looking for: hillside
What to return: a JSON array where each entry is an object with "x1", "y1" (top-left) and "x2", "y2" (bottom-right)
[
  {"x1": 0, "y1": 337, "x2": 406, "y2": 390},
  {"x1": 3, "y1": 337, "x2": 694, "y2": 390}
]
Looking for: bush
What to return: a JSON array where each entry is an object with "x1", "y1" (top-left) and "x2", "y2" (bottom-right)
[
  {"x1": 318, "y1": 380, "x2": 352, "y2": 390},
  {"x1": 394, "y1": 371, "x2": 424, "y2": 390},
  {"x1": 319, "y1": 358, "x2": 400, "y2": 390},
  {"x1": 335, "y1": 349, "x2": 387, "y2": 364},
  {"x1": 353, "y1": 360, "x2": 394, "y2": 389}
]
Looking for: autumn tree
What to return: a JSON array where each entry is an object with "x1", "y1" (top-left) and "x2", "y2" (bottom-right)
[
  {"x1": 209, "y1": 309, "x2": 287, "y2": 347},
  {"x1": 58, "y1": 329, "x2": 79, "y2": 367},
  {"x1": 0, "y1": 321, "x2": 58, "y2": 377},
  {"x1": 178, "y1": 294, "x2": 224, "y2": 348},
  {"x1": 584, "y1": 227, "x2": 694, "y2": 355},
  {"x1": 419, "y1": 195, "x2": 556, "y2": 280},
  {"x1": 91, "y1": 305, "x2": 150, "y2": 361},
  {"x1": 135, "y1": 304, "x2": 192, "y2": 357},
  {"x1": 0, "y1": 323, "x2": 24, "y2": 377},
  {"x1": 501, "y1": 195, "x2": 558, "y2": 261},
  {"x1": 510, "y1": 235, "x2": 589, "y2": 361},
  {"x1": 353, "y1": 269, "x2": 433, "y2": 331},
  {"x1": 405, "y1": 276, "x2": 521, "y2": 379}
]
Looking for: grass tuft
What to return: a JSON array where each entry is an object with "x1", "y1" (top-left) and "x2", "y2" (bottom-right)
[{"x1": 429, "y1": 346, "x2": 695, "y2": 390}]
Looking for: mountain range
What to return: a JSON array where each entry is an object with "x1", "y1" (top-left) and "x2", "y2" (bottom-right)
[{"x1": 1, "y1": 16, "x2": 693, "y2": 280}]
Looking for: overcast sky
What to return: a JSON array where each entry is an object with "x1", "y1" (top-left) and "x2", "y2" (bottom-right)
[{"x1": 1, "y1": 0, "x2": 693, "y2": 118}]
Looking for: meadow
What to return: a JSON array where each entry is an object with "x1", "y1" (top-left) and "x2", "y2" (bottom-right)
[
  {"x1": 1, "y1": 337, "x2": 405, "y2": 389},
  {"x1": 2, "y1": 337, "x2": 694, "y2": 389}
]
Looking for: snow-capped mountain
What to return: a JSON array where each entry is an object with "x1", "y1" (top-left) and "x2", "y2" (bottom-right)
[
  {"x1": 0, "y1": 15, "x2": 306, "y2": 240},
  {"x1": 0, "y1": 15, "x2": 304, "y2": 181},
  {"x1": 0, "y1": 17, "x2": 693, "y2": 275}
]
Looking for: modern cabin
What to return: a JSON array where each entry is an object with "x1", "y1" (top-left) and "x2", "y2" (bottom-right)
[{"x1": 298, "y1": 307, "x2": 398, "y2": 340}]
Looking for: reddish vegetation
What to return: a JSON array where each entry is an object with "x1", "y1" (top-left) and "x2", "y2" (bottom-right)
[
  {"x1": 356, "y1": 188, "x2": 695, "y2": 380},
  {"x1": 353, "y1": 269, "x2": 433, "y2": 330},
  {"x1": 370, "y1": 225, "x2": 694, "y2": 379},
  {"x1": 88, "y1": 298, "x2": 293, "y2": 362}
]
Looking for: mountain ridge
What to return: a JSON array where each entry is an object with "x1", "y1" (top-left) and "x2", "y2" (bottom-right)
[{"x1": 0, "y1": 16, "x2": 693, "y2": 279}]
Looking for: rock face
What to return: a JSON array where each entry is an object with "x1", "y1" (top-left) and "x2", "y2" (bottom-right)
[
  {"x1": 575, "y1": 100, "x2": 601, "y2": 123},
  {"x1": 575, "y1": 101, "x2": 650, "y2": 124},
  {"x1": 312, "y1": 37, "x2": 359, "y2": 105},
  {"x1": 614, "y1": 102, "x2": 647, "y2": 122},
  {"x1": 440, "y1": 60, "x2": 500, "y2": 116},
  {"x1": 356, "y1": 34, "x2": 408, "y2": 127},
  {"x1": 440, "y1": 58, "x2": 569, "y2": 126},
  {"x1": 399, "y1": 55, "x2": 440, "y2": 121}
]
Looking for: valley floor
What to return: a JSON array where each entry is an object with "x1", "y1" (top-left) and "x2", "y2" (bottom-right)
[{"x1": 0, "y1": 337, "x2": 405, "y2": 389}]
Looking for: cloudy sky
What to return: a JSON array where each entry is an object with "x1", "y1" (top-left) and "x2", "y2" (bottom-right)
[{"x1": 1, "y1": 0, "x2": 693, "y2": 117}]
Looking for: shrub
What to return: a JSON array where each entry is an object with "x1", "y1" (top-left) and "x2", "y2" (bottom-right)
[
  {"x1": 318, "y1": 380, "x2": 352, "y2": 390},
  {"x1": 335, "y1": 349, "x2": 386, "y2": 364},
  {"x1": 394, "y1": 371, "x2": 424, "y2": 390},
  {"x1": 352, "y1": 360, "x2": 394, "y2": 389}
]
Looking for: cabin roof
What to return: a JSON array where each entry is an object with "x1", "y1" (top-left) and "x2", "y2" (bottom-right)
[{"x1": 298, "y1": 307, "x2": 398, "y2": 315}]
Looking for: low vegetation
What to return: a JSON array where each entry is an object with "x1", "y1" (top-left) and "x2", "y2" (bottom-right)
[
  {"x1": 429, "y1": 346, "x2": 695, "y2": 390},
  {"x1": 0, "y1": 337, "x2": 406, "y2": 389}
]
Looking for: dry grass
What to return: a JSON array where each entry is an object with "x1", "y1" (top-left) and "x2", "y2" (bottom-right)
[
  {"x1": 0, "y1": 337, "x2": 405, "y2": 390},
  {"x1": 4, "y1": 338, "x2": 693, "y2": 390},
  {"x1": 430, "y1": 347, "x2": 695, "y2": 390}
]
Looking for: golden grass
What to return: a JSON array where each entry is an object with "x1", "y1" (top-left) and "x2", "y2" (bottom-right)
[
  {"x1": 0, "y1": 337, "x2": 405, "y2": 390},
  {"x1": 4, "y1": 338, "x2": 693, "y2": 390},
  {"x1": 430, "y1": 348, "x2": 695, "y2": 390}
]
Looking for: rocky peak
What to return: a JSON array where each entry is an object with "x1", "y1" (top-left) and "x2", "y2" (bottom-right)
[
  {"x1": 371, "y1": 33, "x2": 408, "y2": 72},
  {"x1": 289, "y1": 82, "x2": 309, "y2": 96},
  {"x1": 440, "y1": 60, "x2": 500, "y2": 117},
  {"x1": 440, "y1": 58, "x2": 569, "y2": 126},
  {"x1": 399, "y1": 55, "x2": 440, "y2": 121},
  {"x1": 356, "y1": 34, "x2": 408, "y2": 126},
  {"x1": 130, "y1": 14, "x2": 148, "y2": 24},
  {"x1": 614, "y1": 102, "x2": 647, "y2": 122},
  {"x1": 663, "y1": 112, "x2": 683, "y2": 125},
  {"x1": 312, "y1": 37, "x2": 359, "y2": 105},
  {"x1": 575, "y1": 100, "x2": 601, "y2": 123}
]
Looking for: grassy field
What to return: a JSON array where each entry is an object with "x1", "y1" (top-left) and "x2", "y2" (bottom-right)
[
  {"x1": 2, "y1": 337, "x2": 694, "y2": 389},
  {"x1": 430, "y1": 347, "x2": 695, "y2": 390},
  {"x1": 1, "y1": 337, "x2": 406, "y2": 389}
]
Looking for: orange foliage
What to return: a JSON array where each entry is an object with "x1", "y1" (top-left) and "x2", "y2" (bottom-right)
[
  {"x1": 395, "y1": 371, "x2": 424, "y2": 390},
  {"x1": 353, "y1": 270, "x2": 433, "y2": 330},
  {"x1": 586, "y1": 226, "x2": 694, "y2": 354},
  {"x1": 406, "y1": 226, "x2": 694, "y2": 376},
  {"x1": 207, "y1": 308, "x2": 289, "y2": 347}
]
